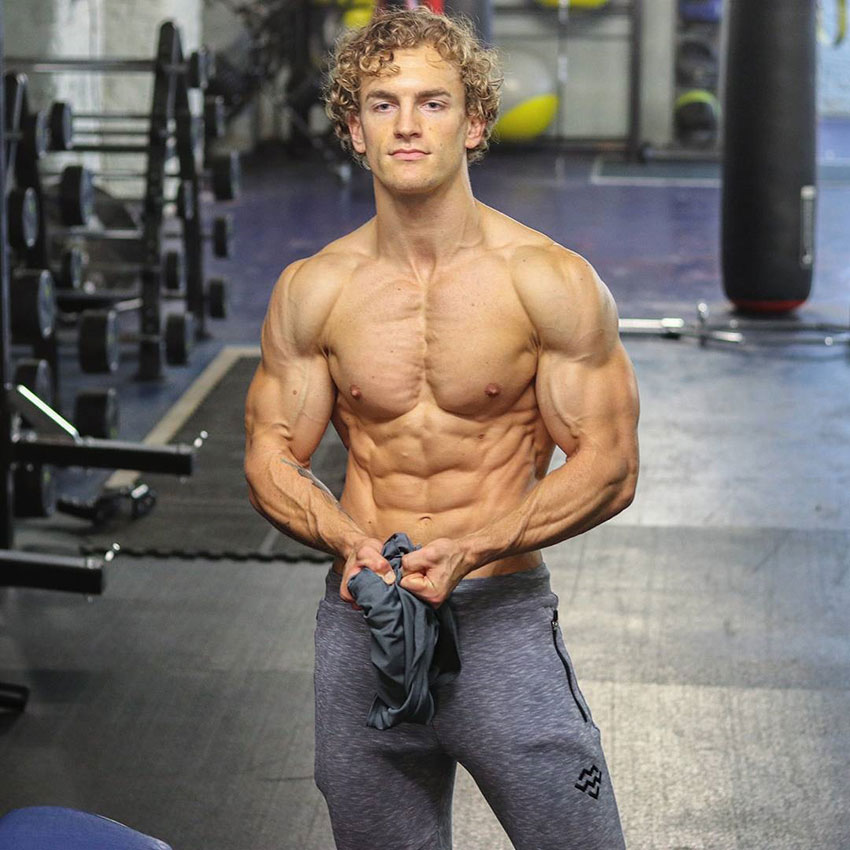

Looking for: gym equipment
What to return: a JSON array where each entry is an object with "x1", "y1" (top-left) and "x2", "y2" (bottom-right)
[
  {"x1": 6, "y1": 186, "x2": 39, "y2": 248},
  {"x1": 722, "y1": 0, "x2": 816, "y2": 312},
  {"x1": 0, "y1": 807, "x2": 173, "y2": 850},
  {"x1": 675, "y1": 36, "x2": 718, "y2": 88},
  {"x1": 7, "y1": 47, "x2": 215, "y2": 89},
  {"x1": 77, "y1": 309, "x2": 120, "y2": 373},
  {"x1": 9, "y1": 268, "x2": 55, "y2": 343},
  {"x1": 74, "y1": 388, "x2": 119, "y2": 439},
  {"x1": 620, "y1": 303, "x2": 850, "y2": 348},
  {"x1": 492, "y1": 49, "x2": 559, "y2": 142},
  {"x1": 678, "y1": 0, "x2": 722, "y2": 23},
  {"x1": 674, "y1": 89, "x2": 719, "y2": 145},
  {"x1": 57, "y1": 164, "x2": 94, "y2": 226},
  {"x1": 0, "y1": 18, "x2": 204, "y2": 716}
]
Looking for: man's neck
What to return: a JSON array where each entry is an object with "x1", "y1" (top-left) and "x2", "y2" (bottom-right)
[{"x1": 372, "y1": 170, "x2": 484, "y2": 277}]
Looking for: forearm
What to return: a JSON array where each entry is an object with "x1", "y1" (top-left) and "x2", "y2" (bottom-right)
[
  {"x1": 246, "y1": 449, "x2": 366, "y2": 558},
  {"x1": 458, "y1": 448, "x2": 636, "y2": 574}
]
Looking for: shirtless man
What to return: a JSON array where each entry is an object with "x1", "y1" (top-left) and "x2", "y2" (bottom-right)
[{"x1": 245, "y1": 8, "x2": 639, "y2": 849}]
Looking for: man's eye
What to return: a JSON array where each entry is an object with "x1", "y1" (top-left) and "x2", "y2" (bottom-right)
[
  {"x1": 374, "y1": 103, "x2": 393, "y2": 112},
  {"x1": 425, "y1": 101, "x2": 444, "y2": 110}
]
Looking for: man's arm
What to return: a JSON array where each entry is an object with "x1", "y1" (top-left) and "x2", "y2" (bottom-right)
[
  {"x1": 244, "y1": 259, "x2": 371, "y2": 559},
  {"x1": 458, "y1": 250, "x2": 640, "y2": 571},
  {"x1": 399, "y1": 249, "x2": 639, "y2": 605}
]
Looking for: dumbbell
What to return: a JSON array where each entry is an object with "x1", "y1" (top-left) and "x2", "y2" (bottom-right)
[
  {"x1": 8, "y1": 47, "x2": 216, "y2": 90},
  {"x1": 4, "y1": 108, "x2": 49, "y2": 158},
  {"x1": 74, "y1": 387, "x2": 120, "y2": 440},
  {"x1": 10, "y1": 269, "x2": 56, "y2": 344},
  {"x1": 10, "y1": 357, "x2": 57, "y2": 519},
  {"x1": 76, "y1": 305, "x2": 195, "y2": 371},
  {"x1": 162, "y1": 213, "x2": 234, "y2": 258},
  {"x1": 6, "y1": 186, "x2": 39, "y2": 249},
  {"x1": 82, "y1": 249, "x2": 188, "y2": 290},
  {"x1": 13, "y1": 358, "x2": 55, "y2": 428},
  {"x1": 46, "y1": 151, "x2": 239, "y2": 205}
]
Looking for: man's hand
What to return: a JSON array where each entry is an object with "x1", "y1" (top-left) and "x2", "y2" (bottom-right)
[
  {"x1": 340, "y1": 537, "x2": 396, "y2": 610},
  {"x1": 399, "y1": 537, "x2": 470, "y2": 608}
]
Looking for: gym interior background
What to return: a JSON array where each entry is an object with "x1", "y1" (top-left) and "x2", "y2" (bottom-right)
[{"x1": 1, "y1": 0, "x2": 849, "y2": 847}]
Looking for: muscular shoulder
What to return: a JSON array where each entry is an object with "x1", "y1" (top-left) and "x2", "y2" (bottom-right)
[
  {"x1": 265, "y1": 236, "x2": 368, "y2": 356},
  {"x1": 508, "y1": 240, "x2": 619, "y2": 360}
]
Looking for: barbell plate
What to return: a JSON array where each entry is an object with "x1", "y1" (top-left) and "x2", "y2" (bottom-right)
[{"x1": 78, "y1": 309, "x2": 120, "y2": 374}]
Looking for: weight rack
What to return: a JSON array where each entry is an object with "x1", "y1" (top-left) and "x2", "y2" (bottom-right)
[
  {"x1": 0, "y1": 10, "x2": 205, "y2": 714},
  {"x1": 8, "y1": 20, "x2": 240, "y2": 381}
]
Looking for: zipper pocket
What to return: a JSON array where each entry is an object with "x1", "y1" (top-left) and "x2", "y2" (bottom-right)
[{"x1": 551, "y1": 610, "x2": 589, "y2": 724}]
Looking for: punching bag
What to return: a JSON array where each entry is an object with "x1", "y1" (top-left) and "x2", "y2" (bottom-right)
[{"x1": 722, "y1": 0, "x2": 817, "y2": 312}]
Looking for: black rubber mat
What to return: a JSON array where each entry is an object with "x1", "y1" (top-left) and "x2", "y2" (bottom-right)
[{"x1": 82, "y1": 355, "x2": 345, "y2": 561}]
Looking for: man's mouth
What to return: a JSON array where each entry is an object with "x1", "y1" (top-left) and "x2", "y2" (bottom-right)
[{"x1": 390, "y1": 149, "x2": 427, "y2": 160}]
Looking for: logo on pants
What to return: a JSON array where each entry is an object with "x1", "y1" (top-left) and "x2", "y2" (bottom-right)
[{"x1": 575, "y1": 764, "x2": 602, "y2": 799}]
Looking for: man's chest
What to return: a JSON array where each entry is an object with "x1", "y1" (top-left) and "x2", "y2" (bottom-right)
[{"x1": 324, "y1": 273, "x2": 539, "y2": 419}]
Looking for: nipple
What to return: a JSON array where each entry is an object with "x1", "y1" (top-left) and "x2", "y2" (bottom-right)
[
  {"x1": 350, "y1": 384, "x2": 362, "y2": 400},
  {"x1": 484, "y1": 383, "x2": 501, "y2": 397}
]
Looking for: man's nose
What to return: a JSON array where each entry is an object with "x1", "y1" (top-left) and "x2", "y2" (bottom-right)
[{"x1": 394, "y1": 103, "x2": 421, "y2": 138}]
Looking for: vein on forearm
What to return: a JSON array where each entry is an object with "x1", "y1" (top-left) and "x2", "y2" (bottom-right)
[{"x1": 279, "y1": 457, "x2": 356, "y2": 522}]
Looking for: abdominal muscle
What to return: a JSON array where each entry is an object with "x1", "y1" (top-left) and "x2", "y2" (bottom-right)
[{"x1": 329, "y1": 396, "x2": 553, "y2": 581}]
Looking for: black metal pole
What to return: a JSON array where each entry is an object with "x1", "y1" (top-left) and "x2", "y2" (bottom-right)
[
  {"x1": 626, "y1": 0, "x2": 643, "y2": 160},
  {"x1": 0, "y1": 5, "x2": 16, "y2": 548}
]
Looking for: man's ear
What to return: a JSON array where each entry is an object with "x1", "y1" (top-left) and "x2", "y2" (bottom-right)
[
  {"x1": 465, "y1": 114, "x2": 486, "y2": 150},
  {"x1": 348, "y1": 111, "x2": 366, "y2": 154}
]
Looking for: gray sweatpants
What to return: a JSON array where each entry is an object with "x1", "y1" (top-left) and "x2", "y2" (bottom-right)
[{"x1": 314, "y1": 563, "x2": 626, "y2": 850}]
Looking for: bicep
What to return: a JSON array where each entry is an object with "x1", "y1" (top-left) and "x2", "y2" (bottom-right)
[
  {"x1": 245, "y1": 349, "x2": 336, "y2": 467},
  {"x1": 244, "y1": 263, "x2": 337, "y2": 468},
  {"x1": 536, "y1": 341, "x2": 639, "y2": 459}
]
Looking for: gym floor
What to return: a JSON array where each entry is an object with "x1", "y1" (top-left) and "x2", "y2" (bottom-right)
[{"x1": 2, "y1": 118, "x2": 850, "y2": 849}]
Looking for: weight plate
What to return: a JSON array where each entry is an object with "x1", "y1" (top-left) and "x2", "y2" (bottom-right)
[
  {"x1": 13, "y1": 358, "x2": 55, "y2": 419},
  {"x1": 204, "y1": 95, "x2": 226, "y2": 140},
  {"x1": 74, "y1": 388, "x2": 120, "y2": 440},
  {"x1": 208, "y1": 278, "x2": 228, "y2": 319},
  {"x1": 23, "y1": 110, "x2": 49, "y2": 159},
  {"x1": 176, "y1": 180, "x2": 195, "y2": 221},
  {"x1": 163, "y1": 251, "x2": 186, "y2": 291},
  {"x1": 49, "y1": 101, "x2": 74, "y2": 151},
  {"x1": 14, "y1": 463, "x2": 58, "y2": 518},
  {"x1": 212, "y1": 215, "x2": 233, "y2": 258},
  {"x1": 78, "y1": 309, "x2": 120, "y2": 374},
  {"x1": 165, "y1": 312, "x2": 195, "y2": 366},
  {"x1": 188, "y1": 48, "x2": 212, "y2": 90},
  {"x1": 10, "y1": 269, "x2": 56, "y2": 342},
  {"x1": 59, "y1": 247, "x2": 84, "y2": 290},
  {"x1": 7, "y1": 187, "x2": 40, "y2": 250},
  {"x1": 211, "y1": 151, "x2": 241, "y2": 201},
  {"x1": 60, "y1": 164, "x2": 94, "y2": 227}
]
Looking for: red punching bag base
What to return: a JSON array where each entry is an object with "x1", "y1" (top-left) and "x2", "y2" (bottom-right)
[{"x1": 729, "y1": 298, "x2": 807, "y2": 315}]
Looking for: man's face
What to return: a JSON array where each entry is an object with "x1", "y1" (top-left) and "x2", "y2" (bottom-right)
[{"x1": 347, "y1": 44, "x2": 485, "y2": 195}]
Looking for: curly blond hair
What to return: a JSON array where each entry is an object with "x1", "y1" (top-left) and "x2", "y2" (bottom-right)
[{"x1": 323, "y1": 7, "x2": 502, "y2": 167}]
